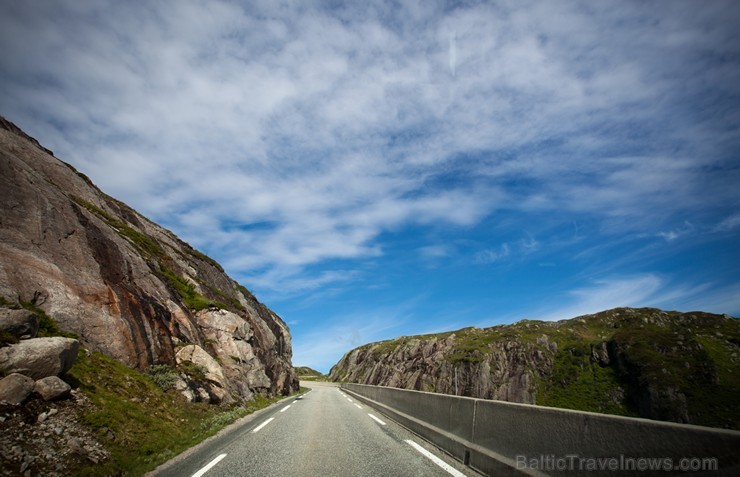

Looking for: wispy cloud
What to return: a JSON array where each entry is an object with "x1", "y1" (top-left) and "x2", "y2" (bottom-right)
[
  {"x1": 658, "y1": 221, "x2": 695, "y2": 242},
  {"x1": 531, "y1": 274, "x2": 740, "y2": 323},
  {"x1": 714, "y1": 214, "x2": 740, "y2": 233},
  {"x1": 1, "y1": 0, "x2": 738, "y2": 366},
  {"x1": 536, "y1": 275, "x2": 664, "y2": 322},
  {"x1": 474, "y1": 243, "x2": 511, "y2": 264},
  {"x1": 2, "y1": 2, "x2": 738, "y2": 296}
]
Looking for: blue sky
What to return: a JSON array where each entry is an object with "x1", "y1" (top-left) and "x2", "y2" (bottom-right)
[{"x1": 1, "y1": 1, "x2": 739, "y2": 372}]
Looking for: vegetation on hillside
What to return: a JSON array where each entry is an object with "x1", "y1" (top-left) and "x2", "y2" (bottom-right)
[
  {"x1": 295, "y1": 366, "x2": 328, "y2": 380},
  {"x1": 1, "y1": 301, "x2": 302, "y2": 476},
  {"x1": 332, "y1": 308, "x2": 740, "y2": 429},
  {"x1": 65, "y1": 350, "x2": 300, "y2": 476}
]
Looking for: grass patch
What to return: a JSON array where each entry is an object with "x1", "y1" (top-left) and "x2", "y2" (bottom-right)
[
  {"x1": 0, "y1": 328, "x2": 18, "y2": 346},
  {"x1": 1, "y1": 298, "x2": 77, "y2": 344},
  {"x1": 445, "y1": 329, "x2": 501, "y2": 365},
  {"x1": 159, "y1": 265, "x2": 227, "y2": 312},
  {"x1": 185, "y1": 247, "x2": 224, "y2": 272},
  {"x1": 18, "y1": 300, "x2": 78, "y2": 339},
  {"x1": 296, "y1": 366, "x2": 329, "y2": 381},
  {"x1": 70, "y1": 195, "x2": 167, "y2": 259},
  {"x1": 538, "y1": 341, "x2": 633, "y2": 416},
  {"x1": 66, "y1": 350, "x2": 301, "y2": 476}
]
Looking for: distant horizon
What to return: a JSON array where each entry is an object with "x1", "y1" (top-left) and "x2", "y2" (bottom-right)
[{"x1": 2, "y1": 1, "x2": 739, "y2": 373}]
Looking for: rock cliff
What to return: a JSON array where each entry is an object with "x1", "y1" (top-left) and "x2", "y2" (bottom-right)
[
  {"x1": 330, "y1": 307, "x2": 740, "y2": 429},
  {"x1": 0, "y1": 116, "x2": 298, "y2": 403}
]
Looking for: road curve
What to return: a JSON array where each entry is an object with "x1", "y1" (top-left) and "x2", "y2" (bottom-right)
[{"x1": 152, "y1": 381, "x2": 479, "y2": 477}]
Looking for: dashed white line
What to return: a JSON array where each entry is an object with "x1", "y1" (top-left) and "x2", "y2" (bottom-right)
[
  {"x1": 280, "y1": 405, "x2": 291, "y2": 412},
  {"x1": 293, "y1": 400, "x2": 299, "y2": 404},
  {"x1": 347, "y1": 398, "x2": 353, "y2": 403},
  {"x1": 405, "y1": 440, "x2": 468, "y2": 477},
  {"x1": 354, "y1": 403, "x2": 362, "y2": 409},
  {"x1": 191, "y1": 453, "x2": 227, "y2": 477},
  {"x1": 367, "y1": 413, "x2": 386, "y2": 426},
  {"x1": 252, "y1": 417, "x2": 275, "y2": 433}
]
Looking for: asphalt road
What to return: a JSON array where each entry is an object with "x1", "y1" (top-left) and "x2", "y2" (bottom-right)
[{"x1": 152, "y1": 382, "x2": 480, "y2": 477}]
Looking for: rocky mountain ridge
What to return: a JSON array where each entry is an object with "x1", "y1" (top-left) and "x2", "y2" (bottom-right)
[
  {"x1": 330, "y1": 307, "x2": 739, "y2": 429},
  {"x1": 0, "y1": 116, "x2": 298, "y2": 403}
]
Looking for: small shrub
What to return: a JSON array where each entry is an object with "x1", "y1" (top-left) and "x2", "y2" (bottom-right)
[
  {"x1": 0, "y1": 328, "x2": 18, "y2": 346},
  {"x1": 178, "y1": 360, "x2": 208, "y2": 382},
  {"x1": 147, "y1": 364, "x2": 179, "y2": 391},
  {"x1": 19, "y1": 300, "x2": 78, "y2": 339},
  {"x1": 159, "y1": 265, "x2": 227, "y2": 312}
]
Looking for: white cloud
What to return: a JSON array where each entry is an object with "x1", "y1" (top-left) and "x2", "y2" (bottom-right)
[
  {"x1": 419, "y1": 245, "x2": 451, "y2": 260},
  {"x1": 714, "y1": 214, "x2": 740, "y2": 233},
  {"x1": 657, "y1": 221, "x2": 695, "y2": 242},
  {"x1": 537, "y1": 275, "x2": 664, "y2": 322},
  {"x1": 1, "y1": 0, "x2": 738, "y2": 296},
  {"x1": 475, "y1": 243, "x2": 510, "y2": 264},
  {"x1": 533, "y1": 274, "x2": 740, "y2": 322}
]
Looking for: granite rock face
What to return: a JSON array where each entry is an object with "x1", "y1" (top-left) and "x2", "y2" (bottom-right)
[{"x1": 0, "y1": 116, "x2": 298, "y2": 402}]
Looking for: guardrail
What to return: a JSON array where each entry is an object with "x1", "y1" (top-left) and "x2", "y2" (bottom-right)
[{"x1": 342, "y1": 383, "x2": 740, "y2": 476}]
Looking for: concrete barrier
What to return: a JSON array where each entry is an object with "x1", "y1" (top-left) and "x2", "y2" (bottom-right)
[{"x1": 342, "y1": 383, "x2": 740, "y2": 476}]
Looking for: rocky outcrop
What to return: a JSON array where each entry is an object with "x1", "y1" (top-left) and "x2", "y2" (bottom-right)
[
  {"x1": 330, "y1": 308, "x2": 740, "y2": 429},
  {"x1": 0, "y1": 116, "x2": 298, "y2": 403},
  {"x1": 331, "y1": 330, "x2": 550, "y2": 402}
]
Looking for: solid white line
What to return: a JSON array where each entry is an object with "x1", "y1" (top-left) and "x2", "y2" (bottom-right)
[
  {"x1": 405, "y1": 440, "x2": 467, "y2": 477},
  {"x1": 367, "y1": 413, "x2": 386, "y2": 426},
  {"x1": 354, "y1": 403, "x2": 362, "y2": 409},
  {"x1": 280, "y1": 405, "x2": 291, "y2": 413},
  {"x1": 191, "y1": 453, "x2": 227, "y2": 477},
  {"x1": 252, "y1": 417, "x2": 275, "y2": 433}
]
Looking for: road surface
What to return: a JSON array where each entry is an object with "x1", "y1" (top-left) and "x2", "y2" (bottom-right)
[{"x1": 152, "y1": 381, "x2": 480, "y2": 477}]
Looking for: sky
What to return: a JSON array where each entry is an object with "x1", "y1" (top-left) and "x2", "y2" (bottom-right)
[{"x1": 1, "y1": 1, "x2": 739, "y2": 372}]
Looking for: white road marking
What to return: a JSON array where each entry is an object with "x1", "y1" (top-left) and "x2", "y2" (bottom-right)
[
  {"x1": 405, "y1": 440, "x2": 467, "y2": 477},
  {"x1": 354, "y1": 403, "x2": 362, "y2": 409},
  {"x1": 347, "y1": 398, "x2": 353, "y2": 402},
  {"x1": 280, "y1": 405, "x2": 291, "y2": 413},
  {"x1": 293, "y1": 400, "x2": 299, "y2": 404},
  {"x1": 252, "y1": 417, "x2": 274, "y2": 433},
  {"x1": 368, "y1": 413, "x2": 386, "y2": 426},
  {"x1": 191, "y1": 453, "x2": 227, "y2": 477}
]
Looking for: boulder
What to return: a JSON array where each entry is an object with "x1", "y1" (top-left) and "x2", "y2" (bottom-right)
[
  {"x1": 0, "y1": 373, "x2": 35, "y2": 404},
  {"x1": 34, "y1": 375, "x2": 72, "y2": 401},
  {"x1": 0, "y1": 337, "x2": 80, "y2": 379},
  {"x1": 0, "y1": 308, "x2": 39, "y2": 339}
]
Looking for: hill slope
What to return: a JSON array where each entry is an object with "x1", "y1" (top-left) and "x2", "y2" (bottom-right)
[
  {"x1": 0, "y1": 116, "x2": 298, "y2": 403},
  {"x1": 330, "y1": 307, "x2": 739, "y2": 429}
]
